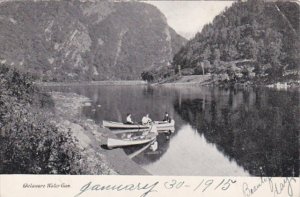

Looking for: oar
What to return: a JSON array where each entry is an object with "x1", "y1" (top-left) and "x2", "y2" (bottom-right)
[{"x1": 128, "y1": 139, "x2": 156, "y2": 159}]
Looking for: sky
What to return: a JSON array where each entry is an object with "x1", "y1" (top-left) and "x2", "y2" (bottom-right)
[{"x1": 145, "y1": 1, "x2": 234, "y2": 39}]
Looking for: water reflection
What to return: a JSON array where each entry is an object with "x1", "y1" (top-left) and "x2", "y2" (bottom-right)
[
  {"x1": 141, "y1": 124, "x2": 249, "y2": 176},
  {"x1": 174, "y1": 87, "x2": 299, "y2": 177},
  {"x1": 124, "y1": 133, "x2": 171, "y2": 164},
  {"x1": 44, "y1": 85, "x2": 299, "y2": 176}
]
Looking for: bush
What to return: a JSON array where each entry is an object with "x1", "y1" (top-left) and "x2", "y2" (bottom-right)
[
  {"x1": 0, "y1": 64, "x2": 83, "y2": 174},
  {"x1": 141, "y1": 65, "x2": 175, "y2": 82},
  {"x1": 141, "y1": 71, "x2": 154, "y2": 82}
]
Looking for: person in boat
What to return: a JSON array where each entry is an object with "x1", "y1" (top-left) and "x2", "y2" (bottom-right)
[
  {"x1": 125, "y1": 113, "x2": 134, "y2": 124},
  {"x1": 142, "y1": 114, "x2": 152, "y2": 125},
  {"x1": 163, "y1": 112, "x2": 171, "y2": 123}
]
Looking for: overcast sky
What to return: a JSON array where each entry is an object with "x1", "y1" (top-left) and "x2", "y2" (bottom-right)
[{"x1": 145, "y1": 1, "x2": 234, "y2": 39}]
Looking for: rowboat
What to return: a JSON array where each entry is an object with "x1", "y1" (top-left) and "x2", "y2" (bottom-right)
[
  {"x1": 112, "y1": 128, "x2": 150, "y2": 134},
  {"x1": 103, "y1": 120, "x2": 149, "y2": 129},
  {"x1": 112, "y1": 128, "x2": 174, "y2": 134},
  {"x1": 103, "y1": 119, "x2": 175, "y2": 131},
  {"x1": 107, "y1": 132, "x2": 157, "y2": 149}
]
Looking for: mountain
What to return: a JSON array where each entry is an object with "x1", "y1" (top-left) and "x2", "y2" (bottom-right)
[
  {"x1": 0, "y1": 1, "x2": 186, "y2": 81},
  {"x1": 145, "y1": 0, "x2": 299, "y2": 84}
]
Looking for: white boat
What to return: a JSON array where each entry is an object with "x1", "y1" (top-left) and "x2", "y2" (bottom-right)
[
  {"x1": 103, "y1": 120, "x2": 149, "y2": 129},
  {"x1": 103, "y1": 119, "x2": 175, "y2": 131},
  {"x1": 112, "y1": 128, "x2": 150, "y2": 134},
  {"x1": 107, "y1": 132, "x2": 157, "y2": 149}
]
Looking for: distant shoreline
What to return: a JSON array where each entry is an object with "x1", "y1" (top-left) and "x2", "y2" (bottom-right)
[
  {"x1": 35, "y1": 77, "x2": 299, "y2": 91},
  {"x1": 152, "y1": 74, "x2": 300, "y2": 90},
  {"x1": 35, "y1": 80, "x2": 148, "y2": 87}
]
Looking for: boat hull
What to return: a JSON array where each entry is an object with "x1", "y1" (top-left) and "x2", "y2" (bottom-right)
[
  {"x1": 103, "y1": 120, "x2": 149, "y2": 129},
  {"x1": 107, "y1": 133, "x2": 157, "y2": 149},
  {"x1": 103, "y1": 120, "x2": 175, "y2": 131},
  {"x1": 112, "y1": 128, "x2": 149, "y2": 134}
]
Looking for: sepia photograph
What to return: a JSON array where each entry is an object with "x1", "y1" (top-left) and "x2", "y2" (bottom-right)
[{"x1": 0, "y1": 0, "x2": 299, "y2": 184}]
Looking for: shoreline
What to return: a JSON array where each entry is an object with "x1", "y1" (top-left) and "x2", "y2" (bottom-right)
[
  {"x1": 50, "y1": 92, "x2": 150, "y2": 175},
  {"x1": 35, "y1": 80, "x2": 147, "y2": 87},
  {"x1": 39, "y1": 81, "x2": 300, "y2": 94},
  {"x1": 152, "y1": 74, "x2": 300, "y2": 90},
  {"x1": 35, "y1": 77, "x2": 299, "y2": 91}
]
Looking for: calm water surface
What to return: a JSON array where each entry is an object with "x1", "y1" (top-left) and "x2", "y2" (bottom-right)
[{"x1": 46, "y1": 85, "x2": 299, "y2": 176}]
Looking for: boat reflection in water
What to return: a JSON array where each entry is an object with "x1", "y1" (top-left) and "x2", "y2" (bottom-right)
[{"x1": 123, "y1": 130, "x2": 172, "y2": 162}]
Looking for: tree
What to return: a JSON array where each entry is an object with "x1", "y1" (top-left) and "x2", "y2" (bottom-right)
[
  {"x1": 213, "y1": 48, "x2": 221, "y2": 63},
  {"x1": 237, "y1": 37, "x2": 257, "y2": 59},
  {"x1": 226, "y1": 44, "x2": 239, "y2": 61},
  {"x1": 141, "y1": 71, "x2": 154, "y2": 82},
  {"x1": 263, "y1": 29, "x2": 283, "y2": 75},
  {"x1": 201, "y1": 46, "x2": 212, "y2": 62}
]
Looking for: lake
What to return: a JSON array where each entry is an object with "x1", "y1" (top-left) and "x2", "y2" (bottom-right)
[{"x1": 46, "y1": 84, "x2": 299, "y2": 177}]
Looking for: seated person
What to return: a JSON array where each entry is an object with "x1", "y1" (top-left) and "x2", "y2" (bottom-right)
[
  {"x1": 125, "y1": 113, "x2": 134, "y2": 124},
  {"x1": 141, "y1": 114, "x2": 152, "y2": 125},
  {"x1": 163, "y1": 112, "x2": 171, "y2": 123}
]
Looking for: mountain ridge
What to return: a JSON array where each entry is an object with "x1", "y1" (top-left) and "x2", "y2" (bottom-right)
[{"x1": 0, "y1": 1, "x2": 186, "y2": 81}]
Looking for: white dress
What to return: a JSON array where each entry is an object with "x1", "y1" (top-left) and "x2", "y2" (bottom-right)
[
  {"x1": 142, "y1": 116, "x2": 151, "y2": 125},
  {"x1": 126, "y1": 116, "x2": 133, "y2": 124}
]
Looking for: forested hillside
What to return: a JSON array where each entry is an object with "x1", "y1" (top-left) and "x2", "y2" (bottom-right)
[{"x1": 144, "y1": 0, "x2": 299, "y2": 85}]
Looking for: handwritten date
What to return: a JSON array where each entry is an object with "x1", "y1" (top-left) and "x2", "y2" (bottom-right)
[{"x1": 164, "y1": 178, "x2": 236, "y2": 192}]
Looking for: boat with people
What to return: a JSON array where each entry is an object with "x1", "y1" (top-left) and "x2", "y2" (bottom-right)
[
  {"x1": 102, "y1": 119, "x2": 175, "y2": 131},
  {"x1": 103, "y1": 120, "x2": 149, "y2": 129},
  {"x1": 111, "y1": 127, "x2": 174, "y2": 134}
]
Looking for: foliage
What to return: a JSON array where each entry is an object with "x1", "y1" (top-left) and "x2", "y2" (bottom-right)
[
  {"x1": 0, "y1": 64, "x2": 86, "y2": 174},
  {"x1": 141, "y1": 65, "x2": 175, "y2": 82},
  {"x1": 172, "y1": 0, "x2": 299, "y2": 83}
]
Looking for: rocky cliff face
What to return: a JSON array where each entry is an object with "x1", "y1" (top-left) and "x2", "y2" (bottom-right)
[{"x1": 0, "y1": 1, "x2": 186, "y2": 81}]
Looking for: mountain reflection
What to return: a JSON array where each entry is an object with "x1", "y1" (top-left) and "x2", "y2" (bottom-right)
[{"x1": 174, "y1": 87, "x2": 299, "y2": 177}]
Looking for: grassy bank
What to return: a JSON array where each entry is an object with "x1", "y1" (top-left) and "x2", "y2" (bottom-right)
[{"x1": 0, "y1": 64, "x2": 109, "y2": 174}]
